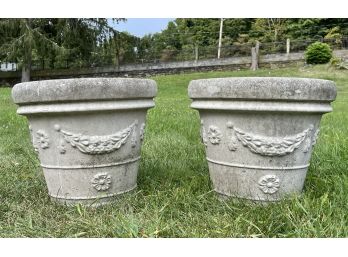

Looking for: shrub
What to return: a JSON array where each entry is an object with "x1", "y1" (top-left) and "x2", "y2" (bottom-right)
[
  {"x1": 330, "y1": 56, "x2": 342, "y2": 66},
  {"x1": 305, "y1": 42, "x2": 332, "y2": 64}
]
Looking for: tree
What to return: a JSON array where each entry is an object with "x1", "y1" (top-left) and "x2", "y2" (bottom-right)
[
  {"x1": 108, "y1": 31, "x2": 139, "y2": 66},
  {"x1": 249, "y1": 19, "x2": 289, "y2": 43},
  {"x1": 138, "y1": 19, "x2": 254, "y2": 60},
  {"x1": 0, "y1": 19, "x2": 61, "y2": 81},
  {"x1": 0, "y1": 18, "x2": 125, "y2": 81}
]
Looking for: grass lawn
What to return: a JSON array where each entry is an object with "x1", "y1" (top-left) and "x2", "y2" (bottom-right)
[{"x1": 0, "y1": 65, "x2": 347, "y2": 237}]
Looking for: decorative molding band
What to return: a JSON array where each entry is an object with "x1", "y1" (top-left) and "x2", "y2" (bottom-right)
[
  {"x1": 41, "y1": 156, "x2": 141, "y2": 169},
  {"x1": 49, "y1": 185, "x2": 137, "y2": 200},
  {"x1": 140, "y1": 123, "x2": 146, "y2": 141},
  {"x1": 226, "y1": 121, "x2": 238, "y2": 151},
  {"x1": 227, "y1": 123, "x2": 313, "y2": 156},
  {"x1": 206, "y1": 157, "x2": 309, "y2": 170},
  {"x1": 36, "y1": 130, "x2": 50, "y2": 149},
  {"x1": 191, "y1": 100, "x2": 333, "y2": 113},
  {"x1": 313, "y1": 128, "x2": 320, "y2": 146},
  {"x1": 28, "y1": 125, "x2": 39, "y2": 152},
  {"x1": 17, "y1": 99, "x2": 155, "y2": 115},
  {"x1": 54, "y1": 121, "x2": 137, "y2": 155},
  {"x1": 130, "y1": 120, "x2": 138, "y2": 148},
  {"x1": 200, "y1": 120, "x2": 208, "y2": 147}
]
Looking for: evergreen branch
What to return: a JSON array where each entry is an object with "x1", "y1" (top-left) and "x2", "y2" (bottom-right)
[
  {"x1": 0, "y1": 33, "x2": 26, "y2": 53},
  {"x1": 32, "y1": 28, "x2": 67, "y2": 52}
]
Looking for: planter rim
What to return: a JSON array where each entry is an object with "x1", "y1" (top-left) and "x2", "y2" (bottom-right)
[
  {"x1": 188, "y1": 77, "x2": 336, "y2": 102},
  {"x1": 12, "y1": 78, "x2": 157, "y2": 104}
]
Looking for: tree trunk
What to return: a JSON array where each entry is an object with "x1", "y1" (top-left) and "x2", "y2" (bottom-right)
[
  {"x1": 115, "y1": 50, "x2": 120, "y2": 70},
  {"x1": 21, "y1": 18, "x2": 32, "y2": 82},
  {"x1": 21, "y1": 51, "x2": 32, "y2": 82},
  {"x1": 21, "y1": 65, "x2": 31, "y2": 82},
  {"x1": 113, "y1": 33, "x2": 120, "y2": 70},
  {"x1": 255, "y1": 41, "x2": 260, "y2": 57}
]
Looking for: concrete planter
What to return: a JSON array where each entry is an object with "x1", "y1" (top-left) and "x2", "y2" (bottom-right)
[
  {"x1": 188, "y1": 77, "x2": 336, "y2": 202},
  {"x1": 12, "y1": 78, "x2": 157, "y2": 206}
]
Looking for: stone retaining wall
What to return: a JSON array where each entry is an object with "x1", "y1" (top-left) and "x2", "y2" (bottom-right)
[{"x1": 1, "y1": 50, "x2": 348, "y2": 86}]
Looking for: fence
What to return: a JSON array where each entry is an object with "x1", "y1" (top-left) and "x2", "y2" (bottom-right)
[{"x1": 2, "y1": 36, "x2": 348, "y2": 72}]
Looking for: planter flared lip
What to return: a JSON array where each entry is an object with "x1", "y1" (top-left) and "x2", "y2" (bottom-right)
[
  {"x1": 188, "y1": 77, "x2": 337, "y2": 102},
  {"x1": 12, "y1": 77, "x2": 157, "y2": 105}
]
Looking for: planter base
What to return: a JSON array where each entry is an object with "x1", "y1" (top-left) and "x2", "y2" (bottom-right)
[
  {"x1": 215, "y1": 192, "x2": 300, "y2": 205},
  {"x1": 208, "y1": 158, "x2": 308, "y2": 202},
  {"x1": 50, "y1": 186, "x2": 137, "y2": 207},
  {"x1": 43, "y1": 159, "x2": 140, "y2": 206}
]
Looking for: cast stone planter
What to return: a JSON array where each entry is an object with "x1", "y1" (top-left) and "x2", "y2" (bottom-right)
[
  {"x1": 12, "y1": 78, "x2": 157, "y2": 206},
  {"x1": 188, "y1": 77, "x2": 336, "y2": 202}
]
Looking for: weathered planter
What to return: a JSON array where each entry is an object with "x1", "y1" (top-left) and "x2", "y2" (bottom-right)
[
  {"x1": 12, "y1": 78, "x2": 157, "y2": 206},
  {"x1": 188, "y1": 77, "x2": 336, "y2": 202}
]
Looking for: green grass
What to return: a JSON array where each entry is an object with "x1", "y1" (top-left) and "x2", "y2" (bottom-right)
[{"x1": 0, "y1": 65, "x2": 347, "y2": 237}]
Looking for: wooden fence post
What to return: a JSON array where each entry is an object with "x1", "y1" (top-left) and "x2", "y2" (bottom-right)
[
  {"x1": 250, "y1": 41, "x2": 260, "y2": 71},
  {"x1": 195, "y1": 45, "x2": 199, "y2": 62},
  {"x1": 286, "y1": 38, "x2": 290, "y2": 55}
]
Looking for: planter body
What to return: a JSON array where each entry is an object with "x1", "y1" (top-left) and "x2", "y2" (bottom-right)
[
  {"x1": 12, "y1": 78, "x2": 157, "y2": 206},
  {"x1": 188, "y1": 77, "x2": 336, "y2": 202}
]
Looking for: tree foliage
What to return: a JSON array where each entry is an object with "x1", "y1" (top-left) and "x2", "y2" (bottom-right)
[
  {"x1": 134, "y1": 18, "x2": 348, "y2": 61},
  {"x1": 0, "y1": 18, "x2": 125, "y2": 81},
  {"x1": 1, "y1": 18, "x2": 347, "y2": 73}
]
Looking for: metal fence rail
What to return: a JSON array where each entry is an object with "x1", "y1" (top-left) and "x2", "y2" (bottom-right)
[{"x1": 1, "y1": 36, "x2": 348, "y2": 72}]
